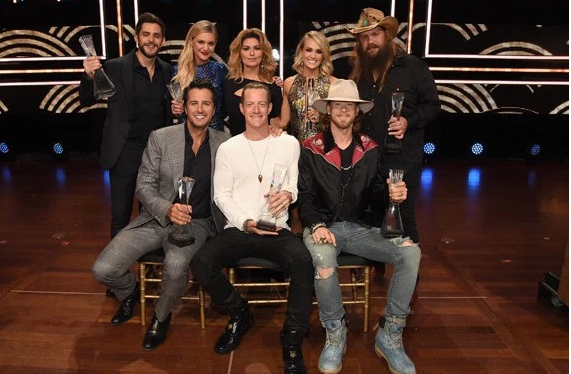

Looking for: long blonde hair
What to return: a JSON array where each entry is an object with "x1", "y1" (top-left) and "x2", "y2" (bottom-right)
[
  {"x1": 172, "y1": 20, "x2": 218, "y2": 89},
  {"x1": 292, "y1": 31, "x2": 334, "y2": 76},
  {"x1": 227, "y1": 28, "x2": 276, "y2": 83}
]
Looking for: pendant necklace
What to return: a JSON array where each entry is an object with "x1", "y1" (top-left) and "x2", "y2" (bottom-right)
[{"x1": 246, "y1": 135, "x2": 270, "y2": 183}]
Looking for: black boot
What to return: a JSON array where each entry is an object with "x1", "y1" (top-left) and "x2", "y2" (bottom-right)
[
  {"x1": 280, "y1": 329, "x2": 307, "y2": 374},
  {"x1": 142, "y1": 312, "x2": 171, "y2": 351},
  {"x1": 214, "y1": 299, "x2": 255, "y2": 354},
  {"x1": 111, "y1": 283, "x2": 140, "y2": 324}
]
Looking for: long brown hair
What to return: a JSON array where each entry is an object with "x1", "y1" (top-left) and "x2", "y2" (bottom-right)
[
  {"x1": 227, "y1": 28, "x2": 276, "y2": 83},
  {"x1": 349, "y1": 27, "x2": 404, "y2": 92},
  {"x1": 320, "y1": 112, "x2": 363, "y2": 133}
]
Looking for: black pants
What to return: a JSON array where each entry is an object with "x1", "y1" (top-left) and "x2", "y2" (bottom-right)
[
  {"x1": 108, "y1": 140, "x2": 145, "y2": 238},
  {"x1": 191, "y1": 228, "x2": 314, "y2": 333}
]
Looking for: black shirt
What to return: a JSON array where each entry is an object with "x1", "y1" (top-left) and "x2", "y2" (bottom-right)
[
  {"x1": 357, "y1": 54, "x2": 440, "y2": 170},
  {"x1": 223, "y1": 77, "x2": 283, "y2": 136},
  {"x1": 337, "y1": 140, "x2": 357, "y2": 222},
  {"x1": 176, "y1": 127, "x2": 212, "y2": 220},
  {"x1": 129, "y1": 53, "x2": 167, "y2": 140}
]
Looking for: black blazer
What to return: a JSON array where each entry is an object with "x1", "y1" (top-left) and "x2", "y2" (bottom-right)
[{"x1": 79, "y1": 49, "x2": 172, "y2": 170}]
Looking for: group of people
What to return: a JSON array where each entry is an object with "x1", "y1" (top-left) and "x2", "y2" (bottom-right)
[{"x1": 82, "y1": 7, "x2": 440, "y2": 374}]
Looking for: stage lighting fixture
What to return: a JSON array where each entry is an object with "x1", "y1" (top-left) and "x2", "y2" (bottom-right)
[
  {"x1": 0, "y1": 142, "x2": 9, "y2": 154},
  {"x1": 53, "y1": 142, "x2": 64, "y2": 155},
  {"x1": 529, "y1": 144, "x2": 541, "y2": 156},
  {"x1": 423, "y1": 142, "x2": 436, "y2": 155},
  {"x1": 272, "y1": 49, "x2": 280, "y2": 62},
  {"x1": 52, "y1": 142, "x2": 69, "y2": 161},
  {"x1": 471, "y1": 143, "x2": 484, "y2": 155}
]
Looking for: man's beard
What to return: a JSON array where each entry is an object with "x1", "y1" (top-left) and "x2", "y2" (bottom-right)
[
  {"x1": 139, "y1": 43, "x2": 159, "y2": 59},
  {"x1": 362, "y1": 42, "x2": 393, "y2": 71}
]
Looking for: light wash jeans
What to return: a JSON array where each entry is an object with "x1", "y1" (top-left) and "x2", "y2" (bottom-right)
[{"x1": 303, "y1": 221, "x2": 421, "y2": 322}]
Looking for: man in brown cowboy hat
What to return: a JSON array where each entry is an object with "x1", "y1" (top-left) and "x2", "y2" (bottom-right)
[
  {"x1": 348, "y1": 7, "x2": 440, "y2": 246},
  {"x1": 346, "y1": 8, "x2": 440, "y2": 373},
  {"x1": 297, "y1": 79, "x2": 420, "y2": 374}
]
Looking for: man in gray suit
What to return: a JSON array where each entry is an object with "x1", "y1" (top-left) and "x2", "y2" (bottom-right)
[{"x1": 92, "y1": 80, "x2": 229, "y2": 351}]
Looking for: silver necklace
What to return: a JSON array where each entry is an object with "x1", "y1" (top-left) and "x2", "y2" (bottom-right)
[{"x1": 246, "y1": 136, "x2": 270, "y2": 183}]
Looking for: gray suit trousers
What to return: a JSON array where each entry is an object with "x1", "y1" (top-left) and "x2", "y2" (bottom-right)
[{"x1": 92, "y1": 217, "x2": 216, "y2": 321}]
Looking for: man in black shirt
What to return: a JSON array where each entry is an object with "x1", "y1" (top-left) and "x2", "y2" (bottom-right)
[
  {"x1": 298, "y1": 79, "x2": 420, "y2": 374},
  {"x1": 80, "y1": 13, "x2": 172, "y2": 238},
  {"x1": 348, "y1": 8, "x2": 441, "y2": 244},
  {"x1": 91, "y1": 80, "x2": 229, "y2": 351}
]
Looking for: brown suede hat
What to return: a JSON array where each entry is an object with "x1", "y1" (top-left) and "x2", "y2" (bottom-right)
[{"x1": 346, "y1": 8, "x2": 398, "y2": 39}]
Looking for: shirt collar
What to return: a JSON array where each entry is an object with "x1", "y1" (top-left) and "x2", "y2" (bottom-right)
[{"x1": 323, "y1": 129, "x2": 364, "y2": 154}]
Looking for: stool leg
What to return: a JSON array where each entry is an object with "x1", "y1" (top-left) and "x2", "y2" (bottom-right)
[
  {"x1": 363, "y1": 266, "x2": 370, "y2": 332},
  {"x1": 139, "y1": 262, "x2": 146, "y2": 326},
  {"x1": 199, "y1": 285, "x2": 205, "y2": 329},
  {"x1": 351, "y1": 269, "x2": 358, "y2": 301}
]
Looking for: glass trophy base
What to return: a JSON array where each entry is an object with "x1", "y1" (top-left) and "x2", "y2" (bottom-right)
[
  {"x1": 93, "y1": 69, "x2": 116, "y2": 99},
  {"x1": 257, "y1": 219, "x2": 277, "y2": 232},
  {"x1": 167, "y1": 233, "x2": 195, "y2": 247},
  {"x1": 380, "y1": 227, "x2": 404, "y2": 238},
  {"x1": 384, "y1": 135, "x2": 402, "y2": 154}
]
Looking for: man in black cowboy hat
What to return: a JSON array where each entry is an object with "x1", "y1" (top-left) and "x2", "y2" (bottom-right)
[
  {"x1": 297, "y1": 79, "x2": 420, "y2": 374},
  {"x1": 347, "y1": 8, "x2": 441, "y2": 246}
]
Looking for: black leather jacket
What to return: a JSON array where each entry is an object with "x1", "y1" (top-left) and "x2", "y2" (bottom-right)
[{"x1": 298, "y1": 130, "x2": 389, "y2": 228}]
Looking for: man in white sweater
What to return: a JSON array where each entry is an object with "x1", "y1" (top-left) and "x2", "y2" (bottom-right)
[{"x1": 191, "y1": 83, "x2": 313, "y2": 374}]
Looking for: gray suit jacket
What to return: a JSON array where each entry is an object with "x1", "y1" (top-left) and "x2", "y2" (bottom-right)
[{"x1": 125, "y1": 125, "x2": 230, "y2": 232}]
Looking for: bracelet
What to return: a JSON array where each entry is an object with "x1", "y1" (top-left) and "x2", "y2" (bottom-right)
[
  {"x1": 310, "y1": 222, "x2": 326, "y2": 234},
  {"x1": 242, "y1": 219, "x2": 254, "y2": 233}
]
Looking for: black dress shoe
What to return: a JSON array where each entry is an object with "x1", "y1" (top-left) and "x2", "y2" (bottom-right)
[
  {"x1": 214, "y1": 301, "x2": 255, "y2": 354},
  {"x1": 111, "y1": 283, "x2": 140, "y2": 324},
  {"x1": 280, "y1": 329, "x2": 307, "y2": 374},
  {"x1": 142, "y1": 312, "x2": 171, "y2": 351}
]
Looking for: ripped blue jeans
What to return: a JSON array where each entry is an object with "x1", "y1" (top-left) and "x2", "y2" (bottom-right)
[{"x1": 303, "y1": 221, "x2": 421, "y2": 322}]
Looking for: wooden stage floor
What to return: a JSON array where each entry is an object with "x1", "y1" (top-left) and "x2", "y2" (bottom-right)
[{"x1": 0, "y1": 158, "x2": 568, "y2": 374}]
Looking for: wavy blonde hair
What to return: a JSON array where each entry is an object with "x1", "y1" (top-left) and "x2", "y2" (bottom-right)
[
  {"x1": 292, "y1": 31, "x2": 333, "y2": 76},
  {"x1": 172, "y1": 20, "x2": 218, "y2": 89},
  {"x1": 227, "y1": 28, "x2": 276, "y2": 83}
]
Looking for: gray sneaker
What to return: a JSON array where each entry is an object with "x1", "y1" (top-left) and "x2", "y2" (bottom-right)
[
  {"x1": 374, "y1": 316, "x2": 416, "y2": 374},
  {"x1": 318, "y1": 319, "x2": 347, "y2": 374}
]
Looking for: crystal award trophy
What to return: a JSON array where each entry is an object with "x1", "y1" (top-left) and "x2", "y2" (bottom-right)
[
  {"x1": 381, "y1": 169, "x2": 405, "y2": 238},
  {"x1": 167, "y1": 81, "x2": 183, "y2": 103},
  {"x1": 257, "y1": 164, "x2": 288, "y2": 232},
  {"x1": 384, "y1": 92, "x2": 404, "y2": 154},
  {"x1": 303, "y1": 78, "x2": 320, "y2": 139},
  {"x1": 168, "y1": 177, "x2": 196, "y2": 246},
  {"x1": 78, "y1": 34, "x2": 117, "y2": 99}
]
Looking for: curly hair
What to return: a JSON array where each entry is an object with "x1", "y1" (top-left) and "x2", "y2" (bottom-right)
[
  {"x1": 172, "y1": 20, "x2": 218, "y2": 89},
  {"x1": 292, "y1": 31, "x2": 334, "y2": 76},
  {"x1": 227, "y1": 28, "x2": 276, "y2": 83}
]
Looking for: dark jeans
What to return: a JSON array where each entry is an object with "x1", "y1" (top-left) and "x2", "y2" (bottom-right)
[
  {"x1": 109, "y1": 140, "x2": 145, "y2": 238},
  {"x1": 191, "y1": 228, "x2": 314, "y2": 333}
]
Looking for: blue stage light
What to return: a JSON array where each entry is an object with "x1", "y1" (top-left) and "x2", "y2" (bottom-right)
[
  {"x1": 423, "y1": 142, "x2": 436, "y2": 155},
  {"x1": 471, "y1": 143, "x2": 484, "y2": 155},
  {"x1": 0, "y1": 142, "x2": 9, "y2": 154},
  {"x1": 530, "y1": 144, "x2": 541, "y2": 156},
  {"x1": 53, "y1": 142, "x2": 64, "y2": 155}
]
